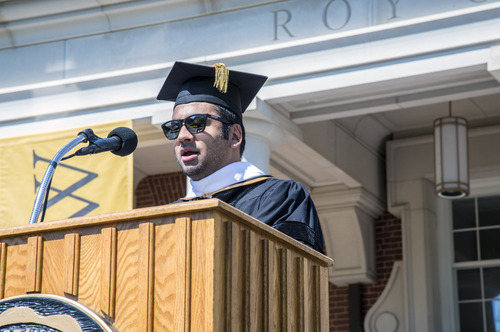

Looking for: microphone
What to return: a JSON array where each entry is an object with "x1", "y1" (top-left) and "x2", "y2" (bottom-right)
[{"x1": 75, "y1": 127, "x2": 138, "y2": 157}]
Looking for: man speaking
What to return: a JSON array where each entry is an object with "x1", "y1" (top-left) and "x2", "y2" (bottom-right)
[{"x1": 157, "y1": 61, "x2": 325, "y2": 254}]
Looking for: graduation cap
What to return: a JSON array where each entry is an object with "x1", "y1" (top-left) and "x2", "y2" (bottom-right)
[{"x1": 157, "y1": 61, "x2": 268, "y2": 119}]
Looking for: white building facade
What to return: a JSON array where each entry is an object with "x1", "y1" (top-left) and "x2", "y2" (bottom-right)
[{"x1": 2, "y1": 0, "x2": 500, "y2": 331}]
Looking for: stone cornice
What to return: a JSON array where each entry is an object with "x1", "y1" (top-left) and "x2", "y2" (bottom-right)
[
  {"x1": 312, "y1": 185, "x2": 385, "y2": 218},
  {"x1": 0, "y1": 0, "x2": 281, "y2": 49}
]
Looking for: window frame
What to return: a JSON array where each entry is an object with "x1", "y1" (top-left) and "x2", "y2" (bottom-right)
[{"x1": 437, "y1": 177, "x2": 500, "y2": 332}]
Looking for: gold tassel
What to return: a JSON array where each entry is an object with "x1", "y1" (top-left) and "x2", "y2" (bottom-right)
[{"x1": 212, "y1": 63, "x2": 229, "y2": 93}]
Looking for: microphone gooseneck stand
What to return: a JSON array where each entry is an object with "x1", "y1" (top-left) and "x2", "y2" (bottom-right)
[{"x1": 28, "y1": 129, "x2": 95, "y2": 224}]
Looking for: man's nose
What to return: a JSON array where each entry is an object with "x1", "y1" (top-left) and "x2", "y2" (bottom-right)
[{"x1": 176, "y1": 124, "x2": 193, "y2": 142}]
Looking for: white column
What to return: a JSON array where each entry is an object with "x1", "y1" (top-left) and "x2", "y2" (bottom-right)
[
  {"x1": 243, "y1": 134, "x2": 271, "y2": 174},
  {"x1": 242, "y1": 117, "x2": 284, "y2": 174}
]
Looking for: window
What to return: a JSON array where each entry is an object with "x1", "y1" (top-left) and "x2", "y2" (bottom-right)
[{"x1": 452, "y1": 195, "x2": 500, "y2": 332}]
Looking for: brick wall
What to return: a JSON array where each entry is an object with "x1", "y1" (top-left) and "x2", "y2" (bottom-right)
[
  {"x1": 329, "y1": 211, "x2": 402, "y2": 331},
  {"x1": 329, "y1": 284, "x2": 350, "y2": 331},
  {"x1": 361, "y1": 212, "x2": 403, "y2": 316},
  {"x1": 134, "y1": 175, "x2": 403, "y2": 331},
  {"x1": 135, "y1": 172, "x2": 186, "y2": 208}
]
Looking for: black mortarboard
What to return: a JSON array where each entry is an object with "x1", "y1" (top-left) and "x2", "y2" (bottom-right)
[{"x1": 156, "y1": 61, "x2": 268, "y2": 119}]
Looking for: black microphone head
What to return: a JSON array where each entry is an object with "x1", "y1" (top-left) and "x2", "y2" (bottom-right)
[{"x1": 108, "y1": 127, "x2": 138, "y2": 156}]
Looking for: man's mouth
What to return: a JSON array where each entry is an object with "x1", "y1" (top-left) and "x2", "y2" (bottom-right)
[{"x1": 180, "y1": 148, "x2": 199, "y2": 162}]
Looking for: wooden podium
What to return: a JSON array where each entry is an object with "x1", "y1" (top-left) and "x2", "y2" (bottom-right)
[{"x1": 0, "y1": 199, "x2": 333, "y2": 331}]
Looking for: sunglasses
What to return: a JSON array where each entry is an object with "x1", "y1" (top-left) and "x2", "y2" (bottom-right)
[{"x1": 161, "y1": 114, "x2": 232, "y2": 140}]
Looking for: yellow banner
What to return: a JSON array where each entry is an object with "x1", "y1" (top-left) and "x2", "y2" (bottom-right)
[{"x1": 0, "y1": 121, "x2": 134, "y2": 227}]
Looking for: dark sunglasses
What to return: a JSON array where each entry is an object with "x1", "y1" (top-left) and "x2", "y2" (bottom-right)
[{"x1": 161, "y1": 114, "x2": 232, "y2": 140}]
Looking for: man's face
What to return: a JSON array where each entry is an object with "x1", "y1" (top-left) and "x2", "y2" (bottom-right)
[{"x1": 171, "y1": 102, "x2": 239, "y2": 181}]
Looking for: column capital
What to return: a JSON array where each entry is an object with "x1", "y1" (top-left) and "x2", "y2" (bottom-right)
[{"x1": 312, "y1": 186, "x2": 385, "y2": 285}]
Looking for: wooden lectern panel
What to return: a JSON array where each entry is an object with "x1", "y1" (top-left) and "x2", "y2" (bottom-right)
[{"x1": 0, "y1": 199, "x2": 333, "y2": 331}]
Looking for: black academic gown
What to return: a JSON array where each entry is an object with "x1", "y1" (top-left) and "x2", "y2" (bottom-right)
[{"x1": 177, "y1": 177, "x2": 325, "y2": 254}]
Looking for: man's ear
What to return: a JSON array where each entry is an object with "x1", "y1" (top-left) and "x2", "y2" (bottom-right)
[{"x1": 229, "y1": 124, "x2": 243, "y2": 150}]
